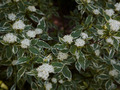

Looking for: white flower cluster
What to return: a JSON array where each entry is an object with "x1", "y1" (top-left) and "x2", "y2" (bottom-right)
[
  {"x1": 12, "y1": 60, "x2": 17, "y2": 65},
  {"x1": 59, "y1": 79, "x2": 64, "y2": 84},
  {"x1": 106, "y1": 37, "x2": 113, "y2": 45},
  {"x1": 28, "y1": 6, "x2": 36, "y2": 12},
  {"x1": 21, "y1": 39, "x2": 31, "y2": 48},
  {"x1": 26, "y1": 29, "x2": 43, "y2": 38},
  {"x1": 109, "y1": 69, "x2": 118, "y2": 77},
  {"x1": 3, "y1": 33, "x2": 17, "y2": 43},
  {"x1": 35, "y1": 28, "x2": 43, "y2": 34},
  {"x1": 108, "y1": 19, "x2": 120, "y2": 31},
  {"x1": 97, "y1": 30, "x2": 104, "y2": 35},
  {"x1": 75, "y1": 38, "x2": 85, "y2": 47},
  {"x1": 51, "y1": 78, "x2": 57, "y2": 83},
  {"x1": 81, "y1": 33, "x2": 88, "y2": 39},
  {"x1": 93, "y1": 9, "x2": 100, "y2": 15},
  {"x1": 13, "y1": 20, "x2": 25, "y2": 30},
  {"x1": 44, "y1": 82, "x2": 52, "y2": 90},
  {"x1": 57, "y1": 52, "x2": 68, "y2": 61},
  {"x1": 26, "y1": 30, "x2": 36, "y2": 38},
  {"x1": 95, "y1": 50, "x2": 100, "y2": 56},
  {"x1": 63, "y1": 35, "x2": 73, "y2": 44},
  {"x1": 8, "y1": 13, "x2": 16, "y2": 21},
  {"x1": 115, "y1": 3, "x2": 120, "y2": 11},
  {"x1": 36, "y1": 64, "x2": 54, "y2": 80},
  {"x1": 105, "y1": 9, "x2": 114, "y2": 17}
]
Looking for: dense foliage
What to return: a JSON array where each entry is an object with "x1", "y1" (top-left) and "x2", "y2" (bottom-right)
[{"x1": 0, "y1": 0, "x2": 120, "y2": 90}]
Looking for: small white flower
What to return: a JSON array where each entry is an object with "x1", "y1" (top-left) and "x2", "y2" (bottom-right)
[
  {"x1": 13, "y1": 20, "x2": 25, "y2": 30},
  {"x1": 63, "y1": 35, "x2": 73, "y2": 44},
  {"x1": 83, "y1": 0, "x2": 91, "y2": 3},
  {"x1": 36, "y1": 64, "x2": 54, "y2": 80},
  {"x1": 95, "y1": 50, "x2": 100, "y2": 56},
  {"x1": 12, "y1": 60, "x2": 17, "y2": 65},
  {"x1": 51, "y1": 78, "x2": 57, "y2": 83},
  {"x1": 28, "y1": 6, "x2": 36, "y2": 12},
  {"x1": 44, "y1": 82, "x2": 52, "y2": 90},
  {"x1": 105, "y1": 9, "x2": 114, "y2": 17},
  {"x1": 38, "y1": 71, "x2": 49, "y2": 80},
  {"x1": 75, "y1": 38, "x2": 85, "y2": 47},
  {"x1": 26, "y1": 30, "x2": 36, "y2": 38},
  {"x1": 14, "y1": 0, "x2": 19, "y2": 2},
  {"x1": 115, "y1": 3, "x2": 120, "y2": 11},
  {"x1": 8, "y1": 13, "x2": 16, "y2": 21},
  {"x1": 81, "y1": 33, "x2": 88, "y2": 39},
  {"x1": 57, "y1": 52, "x2": 68, "y2": 61},
  {"x1": 106, "y1": 37, "x2": 113, "y2": 45},
  {"x1": 43, "y1": 54, "x2": 53, "y2": 62},
  {"x1": 35, "y1": 28, "x2": 43, "y2": 34},
  {"x1": 109, "y1": 69, "x2": 118, "y2": 77},
  {"x1": 108, "y1": 19, "x2": 120, "y2": 31},
  {"x1": 3, "y1": 33, "x2": 17, "y2": 43},
  {"x1": 97, "y1": 30, "x2": 104, "y2": 35},
  {"x1": 21, "y1": 39, "x2": 31, "y2": 48},
  {"x1": 93, "y1": 9, "x2": 100, "y2": 15},
  {"x1": 59, "y1": 79, "x2": 64, "y2": 84}
]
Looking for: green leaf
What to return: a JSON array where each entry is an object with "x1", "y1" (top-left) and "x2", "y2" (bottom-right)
[
  {"x1": 71, "y1": 30, "x2": 81, "y2": 38},
  {"x1": 62, "y1": 66, "x2": 72, "y2": 80},
  {"x1": 70, "y1": 45, "x2": 77, "y2": 55},
  {"x1": 52, "y1": 62, "x2": 63, "y2": 73},
  {"x1": 26, "y1": 69, "x2": 37, "y2": 76},
  {"x1": 109, "y1": 49, "x2": 115, "y2": 58},
  {"x1": 105, "y1": 80, "x2": 116, "y2": 90},
  {"x1": 62, "y1": 57, "x2": 76, "y2": 65},
  {"x1": 97, "y1": 74, "x2": 109, "y2": 80},
  {"x1": 85, "y1": 15, "x2": 93, "y2": 25},
  {"x1": 35, "y1": 57, "x2": 43, "y2": 63},
  {"x1": 37, "y1": 17, "x2": 46, "y2": 30},
  {"x1": 31, "y1": 82, "x2": 38, "y2": 90},
  {"x1": 7, "y1": 66, "x2": 13, "y2": 78},
  {"x1": 37, "y1": 40, "x2": 50, "y2": 49},
  {"x1": 54, "y1": 44, "x2": 67, "y2": 50},
  {"x1": 78, "y1": 52, "x2": 86, "y2": 70},
  {"x1": 29, "y1": 46, "x2": 39, "y2": 55},
  {"x1": 18, "y1": 1, "x2": 25, "y2": 12},
  {"x1": 16, "y1": 57, "x2": 30, "y2": 65},
  {"x1": 104, "y1": 13, "x2": 110, "y2": 21},
  {"x1": 63, "y1": 81, "x2": 72, "y2": 86},
  {"x1": 29, "y1": 15, "x2": 39, "y2": 22},
  {"x1": 51, "y1": 48, "x2": 58, "y2": 56},
  {"x1": 75, "y1": 61, "x2": 81, "y2": 72},
  {"x1": 6, "y1": 46, "x2": 12, "y2": 59},
  {"x1": 17, "y1": 49, "x2": 24, "y2": 58},
  {"x1": 10, "y1": 84, "x2": 16, "y2": 90},
  {"x1": 113, "y1": 38, "x2": 119, "y2": 50},
  {"x1": 17, "y1": 67, "x2": 26, "y2": 82},
  {"x1": 112, "y1": 64, "x2": 120, "y2": 72},
  {"x1": 31, "y1": 39, "x2": 38, "y2": 45},
  {"x1": 12, "y1": 45, "x2": 18, "y2": 54}
]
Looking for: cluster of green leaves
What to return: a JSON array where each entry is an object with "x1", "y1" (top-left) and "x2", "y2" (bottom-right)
[{"x1": 0, "y1": 0, "x2": 120, "y2": 90}]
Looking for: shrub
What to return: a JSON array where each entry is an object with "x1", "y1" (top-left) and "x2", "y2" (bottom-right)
[{"x1": 0, "y1": 0, "x2": 120, "y2": 90}]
